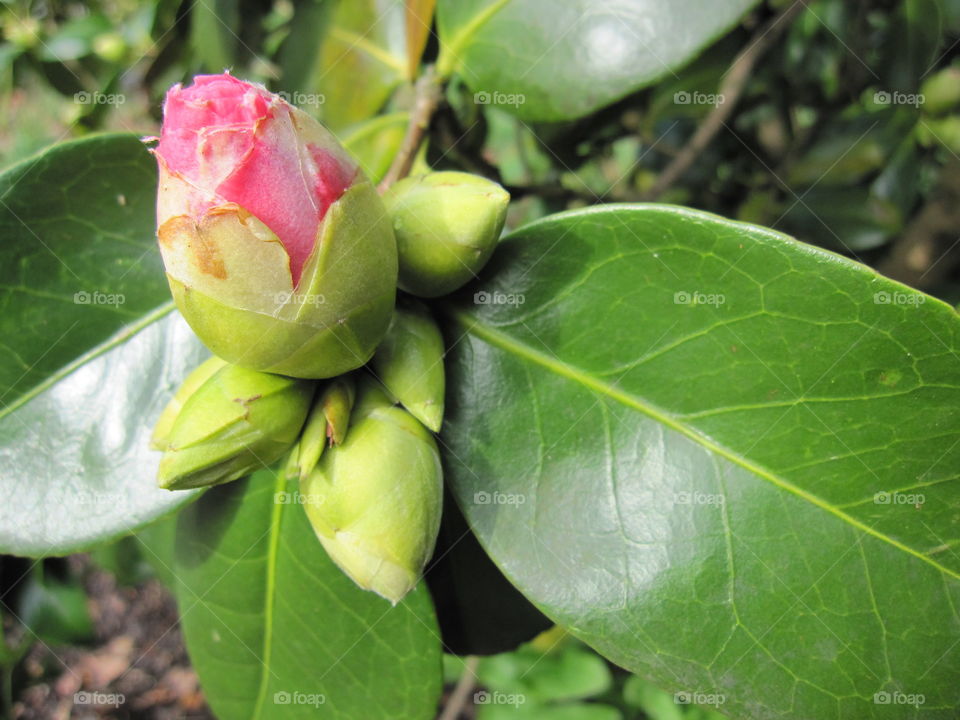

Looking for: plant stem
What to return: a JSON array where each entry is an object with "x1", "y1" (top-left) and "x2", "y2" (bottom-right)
[
  {"x1": 437, "y1": 656, "x2": 479, "y2": 720},
  {"x1": 378, "y1": 65, "x2": 443, "y2": 192},
  {"x1": 642, "y1": 0, "x2": 807, "y2": 200}
]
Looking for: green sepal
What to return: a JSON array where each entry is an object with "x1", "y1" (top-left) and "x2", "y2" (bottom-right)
[{"x1": 297, "y1": 376, "x2": 357, "y2": 479}]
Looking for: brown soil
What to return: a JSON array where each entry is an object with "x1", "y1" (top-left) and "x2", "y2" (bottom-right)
[{"x1": 11, "y1": 556, "x2": 213, "y2": 720}]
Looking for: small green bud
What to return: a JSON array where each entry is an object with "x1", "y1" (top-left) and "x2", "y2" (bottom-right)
[
  {"x1": 297, "y1": 376, "x2": 356, "y2": 479},
  {"x1": 920, "y1": 67, "x2": 960, "y2": 115},
  {"x1": 151, "y1": 355, "x2": 227, "y2": 450},
  {"x1": 371, "y1": 301, "x2": 445, "y2": 432},
  {"x1": 300, "y1": 383, "x2": 442, "y2": 604},
  {"x1": 158, "y1": 364, "x2": 314, "y2": 490},
  {"x1": 382, "y1": 171, "x2": 509, "y2": 298}
]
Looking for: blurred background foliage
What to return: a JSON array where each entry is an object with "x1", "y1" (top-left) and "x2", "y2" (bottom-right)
[
  {"x1": 2, "y1": 0, "x2": 959, "y2": 301},
  {"x1": 1, "y1": 0, "x2": 960, "y2": 717}
]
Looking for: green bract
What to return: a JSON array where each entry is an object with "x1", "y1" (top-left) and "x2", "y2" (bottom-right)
[
  {"x1": 157, "y1": 363, "x2": 314, "y2": 490},
  {"x1": 371, "y1": 300, "x2": 445, "y2": 431},
  {"x1": 296, "y1": 376, "x2": 356, "y2": 479},
  {"x1": 382, "y1": 171, "x2": 509, "y2": 297},
  {"x1": 300, "y1": 383, "x2": 442, "y2": 604}
]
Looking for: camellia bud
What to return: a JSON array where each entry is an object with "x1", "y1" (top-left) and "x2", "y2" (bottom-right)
[
  {"x1": 370, "y1": 301, "x2": 445, "y2": 432},
  {"x1": 382, "y1": 171, "x2": 509, "y2": 298},
  {"x1": 157, "y1": 363, "x2": 314, "y2": 490},
  {"x1": 151, "y1": 355, "x2": 226, "y2": 450},
  {"x1": 296, "y1": 376, "x2": 356, "y2": 479},
  {"x1": 300, "y1": 382, "x2": 442, "y2": 604},
  {"x1": 153, "y1": 73, "x2": 397, "y2": 378}
]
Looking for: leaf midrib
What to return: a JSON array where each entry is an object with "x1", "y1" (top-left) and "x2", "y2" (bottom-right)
[
  {"x1": 0, "y1": 302, "x2": 176, "y2": 421},
  {"x1": 328, "y1": 26, "x2": 406, "y2": 75},
  {"x1": 437, "y1": 0, "x2": 512, "y2": 76},
  {"x1": 251, "y1": 471, "x2": 287, "y2": 719},
  {"x1": 452, "y1": 309, "x2": 960, "y2": 581}
]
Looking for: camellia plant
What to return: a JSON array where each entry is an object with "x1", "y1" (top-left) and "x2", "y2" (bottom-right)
[{"x1": 0, "y1": 1, "x2": 958, "y2": 719}]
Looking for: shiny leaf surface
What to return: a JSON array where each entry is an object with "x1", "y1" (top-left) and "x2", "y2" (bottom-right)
[
  {"x1": 442, "y1": 204, "x2": 960, "y2": 719},
  {"x1": 436, "y1": 0, "x2": 760, "y2": 121},
  {"x1": 0, "y1": 135, "x2": 205, "y2": 556}
]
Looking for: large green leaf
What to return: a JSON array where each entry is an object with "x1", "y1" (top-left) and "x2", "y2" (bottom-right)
[
  {"x1": 436, "y1": 0, "x2": 760, "y2": 122},
  {"x1": 0, "y1": 134, "x2": 205, "y2": 556},
  {"x1": 174, "y1": 471, "x2": 443, "y2": 720},
  {"x1": 442, "y1": 205, "x2": 960, "y2": 718},
  {"x1": 284, "y1": 0, "x2": 408, "y2": 132}
]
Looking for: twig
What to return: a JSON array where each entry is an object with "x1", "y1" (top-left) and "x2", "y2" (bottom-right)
[
  {"x1": 379, "y1": 65, "x2": 443, "y2": 192},
  {"x1": 642, "y1": 0, "x2": 807, "y2": 200},
  {"x1": 437, "y1": 656, "x2": 480, "y2": 720}
]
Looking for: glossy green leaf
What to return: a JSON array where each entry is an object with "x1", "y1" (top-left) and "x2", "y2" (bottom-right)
[
  {"x1": 174, "y1": 471, "x2": 443, "y2": 720},
  {"x1": 190, "y1": 0, "x2": 239, "y2": 73},
  {"x1": 18, "y1": 568, "x2": 93, "y2": 645},
  {"x1": 0, "y1": 135, "x2": 205, "y2": 556},
  {"x1": 442, "y1": 205, "x2": 960, "y2": 719},
  {"x1": 343, "y1": 112, "x2": 410, "y2": 185},
  {"x1": 478, "y1": 641, "x2": 612, "y2": 703},
  {"x1": 310, "y1": 0, "x2": 408, "y2": 131},
  {"x1": 405, "y1": 0, "x2": 437, "y2": 80},
  {"x1": 436, "y1": 0, "x2": 760, "y2": 121},
  {"x1": 478, "y1": 703, "x2": 621, "y2": 720}
]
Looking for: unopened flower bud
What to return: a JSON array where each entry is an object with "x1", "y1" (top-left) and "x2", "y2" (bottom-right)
[
  {"x1": 296, "y1": 376, "x2": 356, "y2": 479},
  {"x1": 151, "y1": 355, "x2": 227, "y2": 450},
  {"x1": 153, "y1": 73, "x2": 397, "y2": 378},
  {"x1": 300, "y1": 383, "x2": 442, "y2": 604},
  {"x1": 382, "y1": 171, "x2": 509, "y2": 297},
  {"x1": 157, "y1": 364, "x2": 314, "y2": 490},
  {"x1": 370, "y1": 301, "x2": 445, "y2": 431}
]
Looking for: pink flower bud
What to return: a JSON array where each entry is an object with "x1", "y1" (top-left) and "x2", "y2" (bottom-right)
[
  {"x1": 156, "y1": 73, "x2": 356, "y2": 285},
  {"x1": 151, "y1": 74, "x2": 397, "y2": 379}
]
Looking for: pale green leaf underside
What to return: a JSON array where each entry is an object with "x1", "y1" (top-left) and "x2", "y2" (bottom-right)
[{"x1": 0, "y1": 135, "x2": 206, "y2": 556}]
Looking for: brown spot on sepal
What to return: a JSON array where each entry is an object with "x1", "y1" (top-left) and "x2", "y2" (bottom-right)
[{"x1": 158, "y1": 216, "x2": 227, "y2": 280}]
